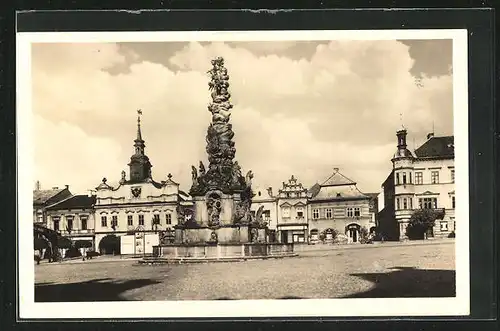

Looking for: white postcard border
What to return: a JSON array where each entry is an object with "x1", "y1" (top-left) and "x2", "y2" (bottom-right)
[{"x1": 17, "y1": 29, "x2": 469, "y2": 319}]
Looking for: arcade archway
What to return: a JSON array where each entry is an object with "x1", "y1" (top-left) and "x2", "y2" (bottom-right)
[{"x1": 98, "y1": 234, "x2": 121, "y2": 255}]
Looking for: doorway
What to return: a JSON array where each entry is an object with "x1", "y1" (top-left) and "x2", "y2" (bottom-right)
[
  {"x1": 346, "y1": 223, "x2": 361, "y2": 243},
  {"x1": 349, "y1": 229, "x2": 358, "y2": 243},
  {"x1": 281, "y1": 230, "x2": 288, "y2": 243}
]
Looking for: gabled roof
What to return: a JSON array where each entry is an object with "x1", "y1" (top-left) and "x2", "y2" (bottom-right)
[
  {"x1": 47, "y1": 195, "x2": 96, "y2": 210},
  {"x1": 310, "y1": 168, "x2": 368, "y2": 201},
  {"x1": 33, "y1": 188, "x2": 70, "y2": 205},
  {"x1": 320, "y1": 169, "x2": 356, "y2": 187},
  {"x1": 415, "y1": 136, "x2": 454, "y2": 158},
  {"x1": 308, "y1": 183, "x2": 321, "y2": 197}
]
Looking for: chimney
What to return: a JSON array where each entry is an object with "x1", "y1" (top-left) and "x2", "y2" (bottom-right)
[
  {"x1": 426, "y1": 132, "x2": 434, "y2": 140},
  {"x1": 65, "y1": 185, "x2": 69, "y2": 190},
  {"x1": 266, "y1": 187, "x2": 273, "y2": 197},
  {"x1": 333, "y1": 167, "x2": 339, "y2": 172}
]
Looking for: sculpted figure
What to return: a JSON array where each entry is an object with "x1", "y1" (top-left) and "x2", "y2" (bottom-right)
[
  {"x1": 199, "y1": 161, "x2": 206, "y2": 176},
  {"x1": 255, "y1": 205, "x2": 265, "y2": 224},
  {"x1": 245, "y1": 170, "x2": 254, "y2": 187},
  {"x1": 191, "y1": 165, "x2": 198, "y2": 182}
]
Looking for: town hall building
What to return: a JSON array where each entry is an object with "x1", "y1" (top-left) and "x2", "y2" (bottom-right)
[{"x1": 92, "y1": 113, "x2": 192, "y2": 254}]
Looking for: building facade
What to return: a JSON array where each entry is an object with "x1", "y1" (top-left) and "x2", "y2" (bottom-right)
[
  {"x1": 307, "y1": 168, "x2": 375, "y2": 243},
  {"x1": 250, "y1": 186, "x2": 278, "y2": 241},
  {"x1": 33, "y1": 184, "x2": 72, "y2": 225},
  {"x1": 45, "y1": 194, "x2": 97, "y2": 252},
  {"x1": 276, "y1": 176, "x2": 309, "y2": 244},
  {"x1": 92, "y1": 114, "x2": 192, "y2": 254},
  {"x1": 378, "y1": 129, "x2": 455, "y2": 240}
]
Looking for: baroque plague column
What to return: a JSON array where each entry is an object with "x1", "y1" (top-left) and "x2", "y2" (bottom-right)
[{"x1": 175, "y1": 57, "x2": 267, "y2": 244}]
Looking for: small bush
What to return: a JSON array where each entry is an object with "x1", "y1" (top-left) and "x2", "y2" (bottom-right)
[
  {"x1": 86, "y1": 250, "x2": 100, "y2": 258},
  {"x1": 65, "y1": 246, "x2": 82, "y2": 258},
  {"x1": 448, "y1": 231, "x2": 456, "y2": 238},
  {"x1": 333, "y1": 234, "x2": 349, "y2": 245}
]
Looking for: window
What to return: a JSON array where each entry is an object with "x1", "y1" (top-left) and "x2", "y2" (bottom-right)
[
  {"x1": 166, "y1": 213, "x2": 172, "y2": 225},
  {"x1": 409, "y1": 172, "x2": 412, "y2": 184},
  {"x1": 402, "y1": 172, "x2": 407, "y2": 184},
  {"x1": 53, "y1": 218, "x2": 60, "y2": 231},
  {"x1": 138, "y1": 214, "x2": 144, "y2": 226},
  {"x1": 111, "y1": 215, "x2": 118, "y2": 228},
  {"x1": 403, "y1": 198, "x2": 407, "y2": 209},
  {"x1": 127, "y1": 215, "x2": 133, "y2": 226},
  {"x1": 312, "y1": 209, "x2": 319, "y2": 219},
  {"x1": 409, "y1": 198, "x2": 413, "y2": 210},
  {"x1": 153, "y1": 214, "x2": 160, "y2": 225},
  {"x1": 296, "y1": 207, "x2": 304, "y2": 218},
  {"x1": 326, "y1": 208, "x2": 332, "y2": 219},
  {"x1": 37, "y1": 213, "x2": 43, "y2": 223},
  {"x1": 452, "y1": 196, "x2": 455, "y2": 209},
  {"x1": 346, "y1": 208, "x2": 354, "y2": 218},
  {"x1": 81, "y1": 217, "x2": 87, "y2": 230},
  {"x1": 396, "y1": 173, "x2": 400, "y2": 185},
  {"x1": 440, "y1": 221, "x2": 448, "y2": 231},
  {"x1": 282, "y1": 207, "x2": 290, "y2": 218},
  {"x1": 66, "y1": 216, "x2": 73, "y2": 231},
  {"x1": 431, "y1": 171, "x2": 439, "y2": 184},
  {"x1": 354, "y1": 207, "x2": 360, "y2": 217},
  {"x1": 415, "y1": 172, "x2": 423, "y2": 184},
  {"x1": 263, "y1": 210, "x2": 271, "y2": 221},
  {"x1": 419, "y1": 197, "x2": 437, "y2": 209},
  {"x1": 396, "y1": 198, "x2": 400, "y2": 210},
  {"x1": 451, "y1": 169, "x2": 455, "y2": 182},
  {"x1": 101, "y1": 216, "x2": 107, "y2": 227}
]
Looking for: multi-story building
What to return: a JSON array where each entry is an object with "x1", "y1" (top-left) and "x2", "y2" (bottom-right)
[
  {"x1": 45, "y1": 194, "x2": 97, "y2": 251},
  {"x1": 276, "y1": 175, "x2": 309, "y2": 244},
  {"x1": 378, "y1": 129, "x2": 455, "y2": 240},
  {"x1": 33, "y1": 183, "x2": 72, "y2": 225},
  {"x1": 250, "y1": 186, "x2": 278, "y2": 241},
  {"x1": 92, "y1": 114, "x2": 192, "y2": 254},
  {"x1": 307, "y1": 168, "x2": 375, "y2": 243}
]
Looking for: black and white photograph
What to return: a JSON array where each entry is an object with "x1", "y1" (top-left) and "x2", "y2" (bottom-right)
[{"x1": 17, "y1": 29, "x2": 470, "y2": 318}]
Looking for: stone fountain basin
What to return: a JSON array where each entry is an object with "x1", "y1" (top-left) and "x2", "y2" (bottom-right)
[{"x1": 139, "y1": 243, "x2": 296, "y2": 264}]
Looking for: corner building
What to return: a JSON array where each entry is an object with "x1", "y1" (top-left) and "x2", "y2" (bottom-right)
[{"x1": 379, "y1": 129, "x2": 455, "y2": 240}]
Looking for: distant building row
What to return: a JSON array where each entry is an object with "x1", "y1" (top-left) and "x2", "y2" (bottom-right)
[{"x1": 33, "y1": 117, "x2": 454, "y2": 254}]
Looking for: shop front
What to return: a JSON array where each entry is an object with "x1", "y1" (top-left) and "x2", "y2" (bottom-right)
[{"x1": 277, "y1": 223, "x2": 308, "y2": 244}]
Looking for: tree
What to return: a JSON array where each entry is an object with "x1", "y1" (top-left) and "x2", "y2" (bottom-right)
[
  {"x1": 406, "y1": 209, "x2": 439, "y2": 240},
  {"x1": 358, "y1": 226, "x2": 370, "y2": 244}
]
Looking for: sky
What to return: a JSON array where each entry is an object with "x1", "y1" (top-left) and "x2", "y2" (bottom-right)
[{"x1": 31, "y1": 39, "x2": 453, "y2": 195}]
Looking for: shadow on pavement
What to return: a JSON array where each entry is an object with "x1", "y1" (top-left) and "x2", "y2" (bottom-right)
[
  {"x1": 35, "y1": 277, "x2": 161, "y2": 302},
  {"x1": 343, "y1": 266, "x2": 456, "y2": 298}
]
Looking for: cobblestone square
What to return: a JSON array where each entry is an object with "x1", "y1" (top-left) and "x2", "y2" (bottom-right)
[{"x1": 35, "y1": 241, "x2": 455, "y2": 301}]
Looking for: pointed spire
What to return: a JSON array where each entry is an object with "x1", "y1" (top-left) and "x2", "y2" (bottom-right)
[
  {"x1": 128, "y1": 109, "x2": 152, "y2": 182},
  {"x1": 136, "y1": 109, "x2": 143, "y2": 142}
]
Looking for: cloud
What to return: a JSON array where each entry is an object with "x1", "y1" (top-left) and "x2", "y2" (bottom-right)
[
  {"x1": 31, "y1": 39, "x2": 453, "y2": 195},
  {"x1": 33, "y1": 115, "x2": 123, "y2": 194}
]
